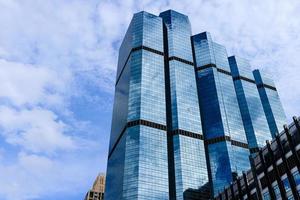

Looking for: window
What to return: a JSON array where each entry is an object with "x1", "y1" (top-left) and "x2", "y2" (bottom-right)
[
  {"x1": 273, "y1": 184, "x2": 281, "y2": 198},
  {"x1": 283, "y1": 177, "x2": 291, "y2": 193},
  {"x1": 293, "y1": 170, "x2": 300, "y2": 186},
  {"x1": 287, "y1": 194, "x2": 294, "y2": 200},
  {"x1": 263, "y1": 191, "x2": 270, "y2": 200}
]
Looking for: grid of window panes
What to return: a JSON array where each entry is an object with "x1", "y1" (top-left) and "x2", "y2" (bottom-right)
[
  {"x1": 196, "y1": 68, "x2": 237, "y2": 196},
  {"x1": 193, "y1": 35, "x2": 250, "y2": 196},
  {"x1": 173, "y1": 135, "x2": 209, "y2": 200},
  {"x1": 105, "y1": 132, "x2": 127, "y2": 200},
  {"x1": 192, "y1": 32, "x2": 215, "y2": 67},
  {"x1": 207, "y1": 141, "x2": 233, "y2": 195},
  {"x1": 228, "y1": 145, "x2": 250, "y2": 174},
  {"x1": 216, "y1": 72, "x2": 247, "y2": 142},
  {"x1": 253, "y1": 68, "x2": 275, "y2": 86},
  {"x1": 214, "y1": 70, "x2": 231, "y2": 137},
  {"x1": 109, "y1": 58, "x2": 131, "y2": 152},
  {"x1": 117, "y1": 11, "x2": 163, "y2": 85},
  {"x1": 168, "y1": 60, "x2": 202, "y2": 133},
  {"x1": 212, "y1": 42, "x2": 231, "y2": 71},
  {"x1": 292, "y1": 169, "x2": 300, "y2": 195},
  {"x1": 123, "y1": 127, "x2": 139, "y2": 199},
  {"x1": 236, "y1": 80, "x2": 271, "y2": 148},
  {"x1": 192, "y1": 34, "x2": 247, "y2": 142},
  {"x1": 229, "y1": 56, "x2": 253, "y2": 80},
  {"x1": 253, "y1": 69, "x2": 287, "y2": 137},
  {"x1": 229, "y1": 56, "x2": 271, "y2": 149},
  {"x1": 214, "y1": 118, "x2": 300, "y2": 200},
  {"x1": 107, "y1": 11, "x2": 168, "y2": 200},
  {"x1": 160, "y1": 10, "x2": 209, "y2": 200},
  {"x1": 140, "y1": 12, "x2": 164, "y2": 52},
  {"x1": 159, "y1": 10, "x2": 193, "y2": 62},
  {"x1": 127, "y1": 51, "x2": 142, "y2": 122},
  {"x1": 160, "y1": 10, "x2": 202, "y2": 133},
  {"x1": 111, "y1": 11, "x2": 165, "y2": 152},
  {"x1": 229, "y1": 79, "x2": 258, "y2": 149},
  {"x1": 197, "y1": 68, "x2": 224, "y2": 139},
  {"x1": 263, "y1": 88, "x2": 287, "y2": 134},
  {"x1": 128, "y1": 50, "x2": 166, "y2": 125},
  {"x1": 123, "y1": 126, "x2": 169, "y2": 200},
  {"x1": 138, "y1": 126, "x2": 169, "y2": 199}
]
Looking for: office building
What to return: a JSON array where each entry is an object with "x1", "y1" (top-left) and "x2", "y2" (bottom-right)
[
  {"x1": 192, "y1": 32, "x2": 250, "y2": 195},
  {"x1": 105, "y1": 10, "x2": 286, "y2": 199},
  {"x1": 253, "y1": 69, "x2": 287, "y2": 137},
  {"x1": 85, "y1": 173, "x2": 105, "y2": 200},
  {"x1": 105, "y1": 11, "x2": 169, "y2": 200},
  {"x1": 159, "y1": 10, "x2": 209, "y2": 200},
  {"x1": 229, "y1": 56, "x2": 272, "y2": 153},
  {"x1": 214, "y1": 117, "x2": 300, "y2": 200}
]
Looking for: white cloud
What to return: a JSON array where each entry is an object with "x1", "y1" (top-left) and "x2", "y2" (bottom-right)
[
  {"x1": 0, "y1": 106, "x2": 75, "y2": 154},
  {"x1": 168, "y1": 0, "x2": 300, "y2": 119},
  {"x1": 0, "y1": 59, "x2": 68, "y2": 107},
  {"x1": 0, "y1": 152, "x2": 98, "y2": 200},
  {"x1": 95, "y1": 0, "x2": 300, "y2": 119},
  {"x1": 0, "y1": 0, "x2": 299, "y2": 199}
]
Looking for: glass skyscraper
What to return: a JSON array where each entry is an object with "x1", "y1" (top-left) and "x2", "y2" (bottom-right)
[
  {"x1": 105, "y1": 12, "x2": 169, "y2": 200},
  {"x1": 105, "y1": 10, "x2": 287, "y2": 199},
  {"x1": 228, "y1": 57, "x2": 275, "y2": 151},
  {"x1": 192, "y1": 32, "x2": 250, "y2": 195},
  {"x1": 159, "y1": 10, "x2": 209, "y2": 200},
  {"x1": 253, "y1": 69, "x2": 287, "y2": 137}
]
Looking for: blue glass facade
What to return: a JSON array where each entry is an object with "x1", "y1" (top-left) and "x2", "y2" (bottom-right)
[
  {"x1": 105, "y1": 12, "x2": 169, "y2": 200},
  {"x1": 159, "y1": 10, "x2": 209, "y2": 200},
  {"x1": 229, "y1": 56, "x2": 271, "y2": 150},
  {"x1": 253, "y1": 69, "x2": 287, "y2": 137},
  {"x1": 192, "y1": 32, "x2": 250, "y2": 195},
  {"x1": 106, "y1": 10, "x2": 286, "y2": 200}
]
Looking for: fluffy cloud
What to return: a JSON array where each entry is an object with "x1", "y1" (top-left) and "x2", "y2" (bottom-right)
[
  {"x1": 0, "y1": 152, "x2": 98, "y2": 200},
  {"x1": 0, "y1": 59, "x2": 67, "y2": 107},
  {"x1": 98, "y1": 0, "x2": 300, "y2": 119},
  {"x1": 0, "y1": 106, "x2": 75, "y2": 154},
  {"x1": 0, "y1": 0, "x2": 299, "y2": 200}
]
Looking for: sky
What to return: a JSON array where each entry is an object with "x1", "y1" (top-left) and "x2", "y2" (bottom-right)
[{"x1": 0, "y1": 0, "x2": 299, "y2": 199}]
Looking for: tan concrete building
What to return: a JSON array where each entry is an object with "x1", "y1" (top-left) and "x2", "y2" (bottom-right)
[{"x1": 85, "y1": 173, "x2": 105, "y2": 200}]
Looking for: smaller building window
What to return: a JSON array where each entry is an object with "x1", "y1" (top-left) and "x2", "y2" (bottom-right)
[
  {"x1": 283, "y1": 177, "x2": 291, "y2": 193},
  {"x1": 273, "y1": 184, "x2": 281, "y2": 198},
  {"x1": 263, "y1": 191, "x2": 270, "y2": 200},
  {"x1": 292, "y1": 170, "x2": 300, "y2": 186},
  {"x1": 287, "y1": 194, "x2": 294, "y2": 200}
]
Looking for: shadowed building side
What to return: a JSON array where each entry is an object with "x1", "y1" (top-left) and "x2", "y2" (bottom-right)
[
  {"x1": 229, "y1": 56, "x2": 271, "y2": 153},
  {"x1": 192, "y1": 32, "x2": 250, "y2": 196},
  {"x1": 253, "y1": 69, "x2": 287, "y2": 137}
]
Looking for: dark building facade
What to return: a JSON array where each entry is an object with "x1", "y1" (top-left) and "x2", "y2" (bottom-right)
[
  {"x1": 214, "y1": 117, "x2": 300, "y2": 200},
  {"x1": 105, "y1": 10, "x2": 287, "y2": 199}
]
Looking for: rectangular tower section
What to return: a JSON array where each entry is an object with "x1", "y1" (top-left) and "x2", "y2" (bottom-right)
[
  {"x1": 229, "y1": 56, "x2": 272, "y2": 153},
  {"x1": 253, "y1": 69, "x2": 287, "y2": 137},
  {"x1": 106, "y1": 11, "x2": 169, "y2": 200},
  {"x1": 192, "y1": 32, "x2": 250, "y2": 196},
  {"x1": 160, "y1": 10, "x2": 209, "y2": 200}
]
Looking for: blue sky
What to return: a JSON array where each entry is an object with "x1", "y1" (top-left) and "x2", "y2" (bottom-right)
[{"x1": 0, "y1": 0, "x2": 299, "y2": 199}]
